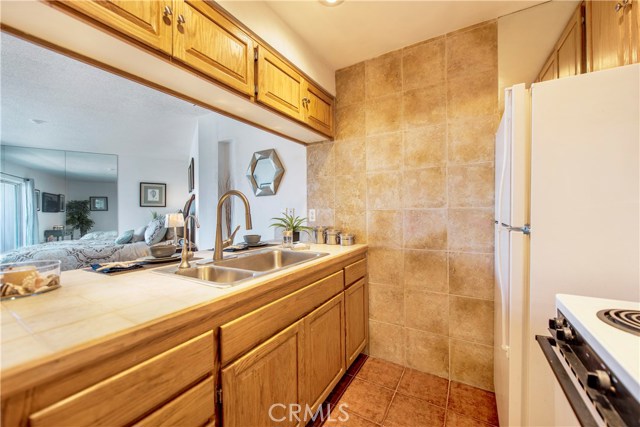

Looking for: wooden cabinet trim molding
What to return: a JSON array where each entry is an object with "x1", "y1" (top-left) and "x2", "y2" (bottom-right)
[
  {"x1": 29, "y1": 331, "x2": 214, "y2": 427},
  {"x1": 220, "y1": 270, "x2": 344, "y2": 365}
]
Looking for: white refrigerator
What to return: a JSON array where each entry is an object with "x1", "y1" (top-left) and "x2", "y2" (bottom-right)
[{"x1": 494, "y1": 64, "x2": 640, "y2": 426}]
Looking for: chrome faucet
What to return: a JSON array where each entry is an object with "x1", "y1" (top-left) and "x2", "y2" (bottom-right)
[
  {"x1": 179, "y1": 214, "x2": 200, "y2": 269},
  {"x1": 214, "y1": 190, "x2": 252, "y2": 261}
]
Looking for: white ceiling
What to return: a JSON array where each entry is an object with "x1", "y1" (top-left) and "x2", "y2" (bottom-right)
[
  {"x1": 265, "y1": 0, "x2": 545, "y2": 70},
  {"x1": 0, "y1": 33, "x2": 211, "y2": 163}
]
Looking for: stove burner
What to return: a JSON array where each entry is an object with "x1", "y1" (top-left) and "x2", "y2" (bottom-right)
[{"x1": 597, "y1": 309, "x2": 640, "y2": 336}]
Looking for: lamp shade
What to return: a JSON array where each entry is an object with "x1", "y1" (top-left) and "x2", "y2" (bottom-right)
[{"x1": 165, "y1": 213, "x2": 184, "y2": 228}]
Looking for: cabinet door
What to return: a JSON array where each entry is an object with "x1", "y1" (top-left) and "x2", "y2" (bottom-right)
[
  {"x1": 345, "y1": 279, "x2": 368, "y2": 367},
  {"x1": 62, "y1": 0, "x2": 172, "y2": 54},
  {"x1": 257, "y1": 46, "x2": 305, "y2": 121},
  {"x1": 537, "y1": 52, "x2": 558, "y2": 82},
  {"x1": 302, "y1": 81, "x2": 334, "y2": 137},
  {"x1": 305, "y1": 294, "x2": 345, "y2": 414},
  {"x1": 221, "y1": 321, "x2": 305, "y2": 427},
  {"x1": 625, "y1": 0, "x2": 639, "y2": 64},
  {"x1": 173, "y1": 0, "x2": 255, "y2": 96},
  {"x1": 557, "y1": 6, "x2": 585, "y2": 78},
  {"x1": 587, "y1": 0, "x2": 627, "y2": 71}
]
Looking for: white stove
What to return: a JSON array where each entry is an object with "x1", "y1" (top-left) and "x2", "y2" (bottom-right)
[{"x1": 538, "y1": 294, "x2": 640, "y2": 426}]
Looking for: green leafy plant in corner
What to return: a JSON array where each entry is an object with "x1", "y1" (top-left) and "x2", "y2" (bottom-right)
[
  {"x1": 269, "y1": 212, "x2": 313, "y2": 234},
  {"x1": 150, "y1": 211, "x2": 160, "y2": 220},
  {"x1": 66, "y1": 200, "x2": 95, "y2": 237}
]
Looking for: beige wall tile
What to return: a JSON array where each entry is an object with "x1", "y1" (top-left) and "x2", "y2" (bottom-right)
[
  {"x1": 369, "y1": 283, "x2": 404, "y2": 325},
  {"x1": 367, "y1": 172, "x2": 402, "y2": 210},
  {"x1": 369, "y1": 320, "x2": 405, "y2": 365},
  {"x1": 447, "y1": 71, "x2": 497, "y2": 121},
  {"x1": 405, "y1": 289, "x2": 449, "y2": 335},
  {"x1": 336, "y1": 62, "x2": 365, "y2": 108},
  {"x1": 308, "y1": 208, "x2": 334, "y2": 227},
  {"x1": 448, "y1": 208, "x2": 493, "y2": 252},
  {"x1": 366, "y1": 94, "x2": 403, "y2": 136},
  {"x1": 405, "y1": 328, "x2": 449, "y2": 378},
  {"x1": 404, "y1": 125, "x2": 446, "y2": 169},
  {"x1": 366, "y1": 132, "x2": 403, "y2": 171},
  {"x1": 402, "y1": 38, "x2": 446, "y2": 91},
  {"x1": 368, "y1": 247, "x2": 404, "y2": 286},
  {"x1": 404, "y1": 250, "x2": 448, "y2": 293},
  {"x1": 403, "y1": 85, "x2": 446, "y2": 129},
  {"x1": 336, "y1": 173, "x2": 366, "y2": 212},
  {"x1": 449, "y1": 295, "x2": 493, "y2": 345},
  {"x1": 335, "y1": 209, "x2": 367, "y2": 242},
  {"x1": 402, "y1": 167, "x2": 446, "y2": 209},
  {"x1": 450, "y1": 339, "x2": 494, "y2": 391},
  {"x1": 447, "y1": 22, "x2": 497, "y2": 79},
  {"x1": 308, "y1": 174, "x2": 335, "y2": 209},
  {"x1": 366, "y1": 50, "x2": 402, "y2": 99},
  {"x1": 448, "y1": 116, "x2": 497, "y2": 164},
  {"x1": 449, "y1": 252, "x2": 493, "y2": 300},
  {"x1": 307, "y1": 141, "x2": 335, "y2": 177},
  {"x1": 367, "y1": 210, "x2": 402, "y2": 248},
  {"x1": 336, "y1": 103, "x2": 366, "y2": 140},
  {"x1": 447, "y1": 164, "x2": 494, "y2": 208},
  {"x1": 404, "y1": 209, "x2": 447, "y2": 250},
  {"x1": 334, "y1": 138, "x2": 365, "y2": 175}
]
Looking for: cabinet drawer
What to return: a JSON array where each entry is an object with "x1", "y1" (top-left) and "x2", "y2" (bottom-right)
[
  {"x1": 30, "y1": 331, "x2": 214, "y2": 427},
  {"x1": 133, "y1": 376, "x2": 215, "y2": 427},
  {"x1": 344, "y1": 258, "x2": 367, "y2": 287},
  {"x1": 220, "y1": 271, "x2": 344, "y2": 365}
]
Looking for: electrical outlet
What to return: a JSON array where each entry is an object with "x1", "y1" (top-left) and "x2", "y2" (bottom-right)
[{"x1": 308, "y1": 209, "x2": 316, "y2": 222}]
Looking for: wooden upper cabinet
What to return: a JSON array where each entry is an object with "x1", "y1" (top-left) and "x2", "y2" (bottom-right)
[
  {"x1": 305, "y1": 294, "x2": 345, "y2": 413},
  {"x1": 173, "y1": 0, "x2": 255, "y2": 96},
  {"x1": 303, "y1": 81, "x2": 334, "y2": 136},
  {"x1": 537, "y1": 53, "x2": 558, "y2": 82},
  {"x1": 257, "y1": 46, "x2": 305, "y2": 121},
  {"x1": 221, "y1": 321, "x2": 305, "y2": 427},
  {"x1": 557, "y1": 5, "x2": 585, "y2": 78},
  {"x1": 61, "y1": 0, "x2": 173, "y2": 55},
  {"x1": 587, "y1": 0, "x2": 639, "y2": 72}
]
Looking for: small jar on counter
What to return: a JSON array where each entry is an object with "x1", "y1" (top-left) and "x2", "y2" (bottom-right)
[{"x1": 340, "y1": 233, "x2": 355, "y2": 246}]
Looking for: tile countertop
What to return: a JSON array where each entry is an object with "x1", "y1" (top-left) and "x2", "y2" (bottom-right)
[{"x1": 0, "y1": 244, "x2": 366, "y2": 373}]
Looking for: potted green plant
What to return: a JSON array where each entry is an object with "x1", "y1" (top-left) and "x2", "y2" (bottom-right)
[
  {"x1": 66, "y1": 200, "x2": 95, "y2": 237},
  {"x1": 269, "y1": 212, "x2": 313, "y2": 242}
]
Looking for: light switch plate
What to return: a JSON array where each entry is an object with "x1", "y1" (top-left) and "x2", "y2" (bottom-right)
[{"x1": 308, "y1": 209, "x2": 316, "y2": 222}]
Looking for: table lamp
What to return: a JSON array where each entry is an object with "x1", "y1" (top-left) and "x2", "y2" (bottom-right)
[{"x1": 165, "y1": 213, "x2": 184, "y2": 246}]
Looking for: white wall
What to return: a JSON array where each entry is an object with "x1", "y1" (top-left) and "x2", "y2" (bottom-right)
[
  {"x1": 195, "y1": 115, "x2": 219, "y2": 250},
  {"x1": 498, "y1": 0, "x2": 579, "y2": 107},
  {"x1": 217, "y1": 1, "x2": 335, "y2": 94},
  {"x1": 66, "y1": 179, "x2": 118, "y2": 237},
  {"x1": 117, "y1": 154, "x2": 189, "y2": 232},
  {"x1": 1, "y1": 161, "x2": 66, "y2": 242}
]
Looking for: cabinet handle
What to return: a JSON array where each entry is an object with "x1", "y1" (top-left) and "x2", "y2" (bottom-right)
[
  {"x1": 615, "y1": 0, "x2": 629, "y2": 12},
  {"x1": 302, "y1": 97, "x2": 311, "y2": 108},
  {"x1": 163, "y1": 5, "x2": 173, "y2": 16},
  {"x1": 177, "y1": 14, "x2": 186, "y2": 24}
]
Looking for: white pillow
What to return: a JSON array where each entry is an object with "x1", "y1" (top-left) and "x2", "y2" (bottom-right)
[
  {"x1": 80, "y1": 231, "x2": 118, "y2": 241},
  {"x1": 132, "y1": 225, "x2": 147, "y2": 243},
  {"x1": 144, "y1": 218, "x2": 167, "y2": 245}
]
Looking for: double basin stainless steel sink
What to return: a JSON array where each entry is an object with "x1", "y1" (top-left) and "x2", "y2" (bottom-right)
[{"x1": 154, "y1": 248, "x2": 328, "y2": 288}]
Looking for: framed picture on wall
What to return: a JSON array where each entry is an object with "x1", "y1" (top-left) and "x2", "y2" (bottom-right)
[
  {"x1": 35, "y1": 189, "x2": 41, "y2": 211},
  {"x1": 90, "y1": 196, "x2": 108, "y2": 211},
  {"x1": 140, "y1": 182, "x2": 166, "y2": 207},
  {"x1": 188, "y1": 158, "x2": 194, "y2": 193},
  {"x1": 59, "y1": 194, "x2": 65, "y2": 212},
  {"x1": 42, "y1": 192, "x2": 59, "y2": 213}
]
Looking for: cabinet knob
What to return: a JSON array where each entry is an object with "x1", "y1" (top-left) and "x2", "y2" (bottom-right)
[
  {"x1": 163, "y1": 5, "x2": 173, "y2": 16},
  {"x1": 556, "y1": 326, "x2": 575, "y2": 342},
  {"x1": 177, "y1": 14, "x2": 186, "y2": 24},
  {"x1": 587, "y1": 370, "x2": 614, "y2": 393}
]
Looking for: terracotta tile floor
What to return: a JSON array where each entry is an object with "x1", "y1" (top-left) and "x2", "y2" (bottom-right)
[{"x1": 309, "y1": 355, "x2": 499, "y2": 427}]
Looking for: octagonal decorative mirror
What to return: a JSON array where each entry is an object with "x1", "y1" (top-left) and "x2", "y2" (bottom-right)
[{"x1": 246, "y1": 149, "x2": 285, "y2": 196}]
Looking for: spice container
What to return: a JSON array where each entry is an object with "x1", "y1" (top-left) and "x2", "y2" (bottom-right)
[
  {"x1": 325, "y1": 229, "x2": 341, "y2": 245},
  {"x1": 340, "y1": 233, "x2": 355, "y2": 246},
  {"x1": 313, "y1": 226, "x2": 327, "y2": 244}
]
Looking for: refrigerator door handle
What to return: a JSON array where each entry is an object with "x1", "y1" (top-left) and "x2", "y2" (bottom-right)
[{"x1": 500, "y1": 223, "x2": 531, "y2": 235}]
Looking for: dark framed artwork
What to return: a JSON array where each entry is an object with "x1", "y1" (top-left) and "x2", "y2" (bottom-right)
[
  {"x1": 140, "y1": 182, "x2": 166, "y2": 207},
  {"x1": 188, "y1": 158, "x2": 195, "y2": 193},
  {"x1": 59, "y1": 194, "x2": 65, "y2": 212},
  {"x1": 90, "y1": 196, "x2": 108, "y2": 211},
  {"x1": 35, "y1": 189, "x2": 41, "y2": 211},
  {"x1": 42, "y1": 192, "x2": 60, "y2": 213}
]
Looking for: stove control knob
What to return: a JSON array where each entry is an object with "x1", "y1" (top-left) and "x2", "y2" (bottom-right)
[
  {"x1": 548, "y1": 317, "x2": 565, "y2": 329},
  {"x1": 587, "y1": 370, "x2": 613, "y2": 393},
  {"x1": 556, "y1": 326, "x2": 574, "y2": 342}
]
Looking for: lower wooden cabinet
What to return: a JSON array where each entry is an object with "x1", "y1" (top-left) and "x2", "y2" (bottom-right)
[
  {"x1": 221, "y1": 321, "x2": 305, "y2": 427},
  {"x1": 345, "y1": 279, "x2": 368, "y2": 367},
  {"x1": 305, "y1": 293, "x2": 345, "y2": 412}
]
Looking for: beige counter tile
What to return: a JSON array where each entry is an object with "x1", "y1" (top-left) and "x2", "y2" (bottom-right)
[
  {"x1": 2, "y1": 295, "x2": 88, "y2": 320},
  {"x1": 1, "y1": 335, "x2": 52, "y2": 370},
  {"x1": 115, "y1": 297, "x2": 191, "y2": 324},
  {"x1": 1, "y1": 320, "x2": 32, "y2": 342},
  {"x1": 19, "y1": 301, "x2": 113, "y2": 333}
]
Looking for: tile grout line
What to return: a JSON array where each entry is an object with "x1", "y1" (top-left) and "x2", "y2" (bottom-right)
[
  {"x1": 443, "y1": 379, "x2": 452, "y2": 426},
  {"x1": 378, "y1": 367, "x2": 405, "y2": 426}
]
